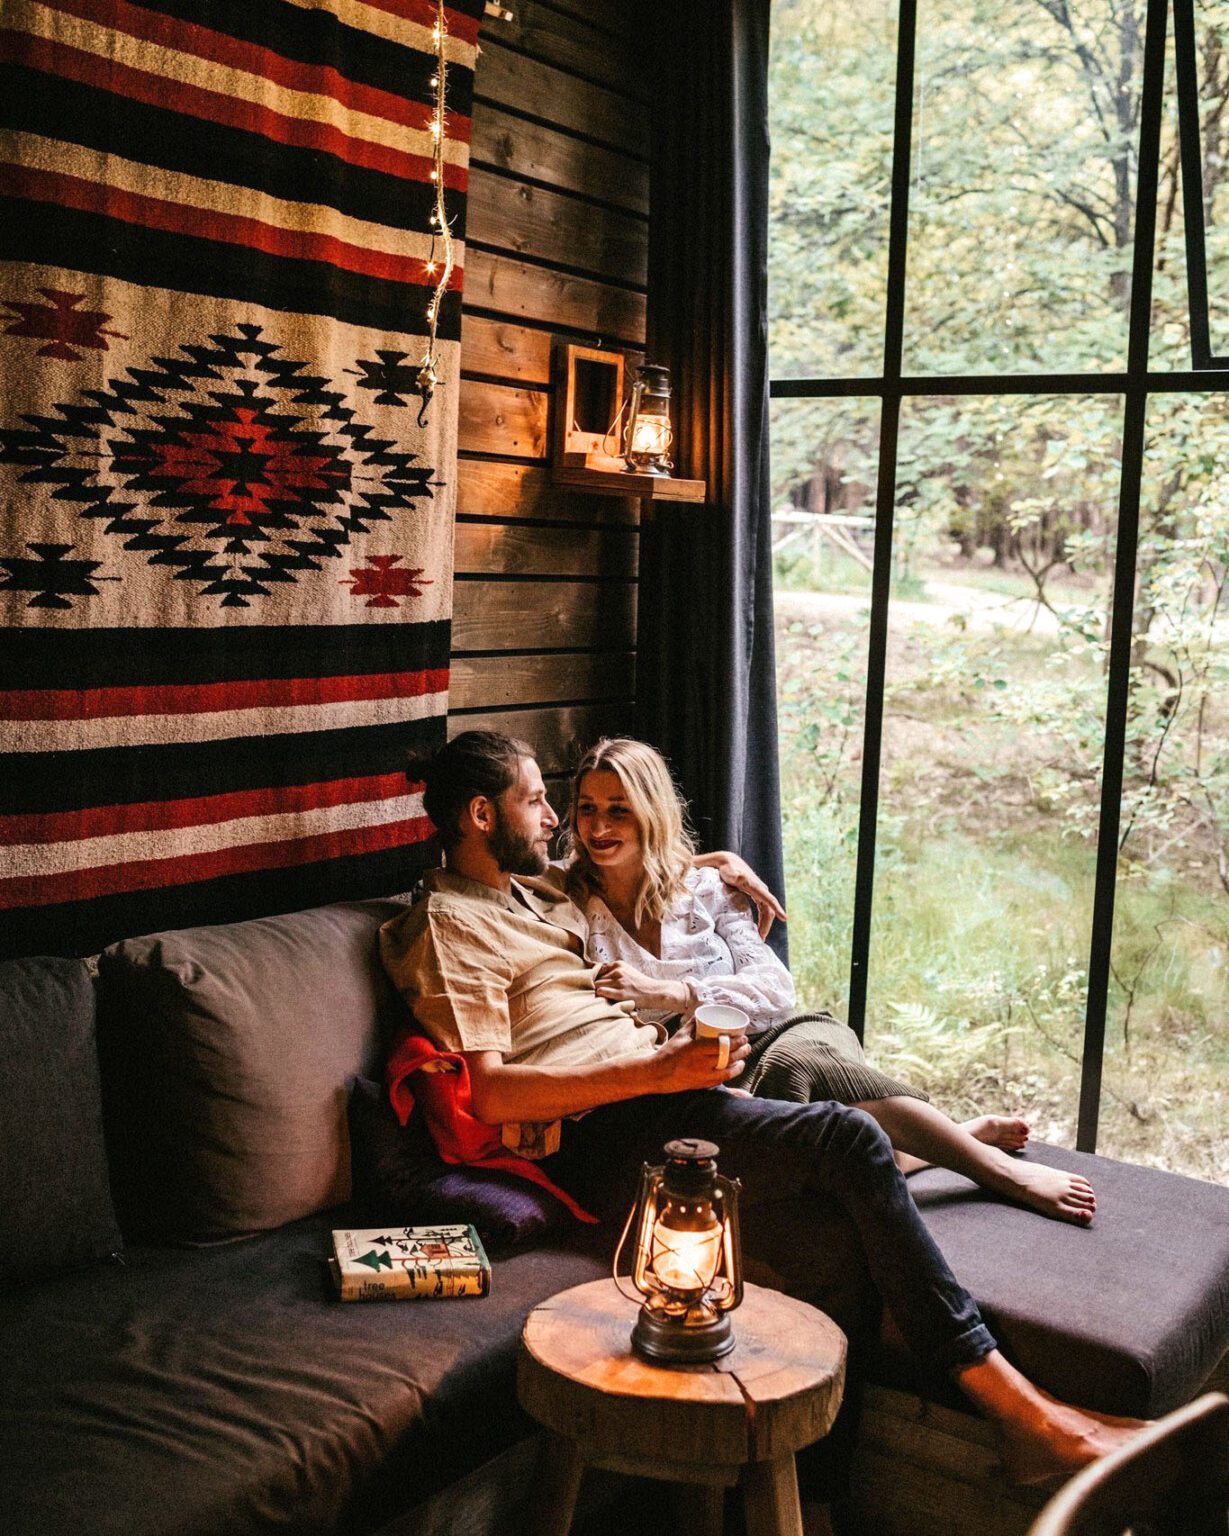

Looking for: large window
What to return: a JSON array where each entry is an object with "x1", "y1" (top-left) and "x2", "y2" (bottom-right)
[{"x1": 769, "y1": 0, "x2": 1228, "y2": 1181}]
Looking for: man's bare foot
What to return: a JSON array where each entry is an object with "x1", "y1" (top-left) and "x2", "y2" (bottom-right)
[
  {"x1": 964, "y1": 1114, "x2": 1029, "y2": 1153},
  {"x1": 958, "y1": 1353, "x2": 1148, "y2": 1486},
  {"x1": 996, "y1": 1393, "x2": 1148, "y2": 1485},
  {"x1": 989, "y1": 1158, "x2": 1097, "y2": 1226}
]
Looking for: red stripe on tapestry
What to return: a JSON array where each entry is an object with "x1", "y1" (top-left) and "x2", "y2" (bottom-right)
[
  {"x1": 0, "y1": 814, "x2": 435, "y2": 908},
  {"x1": 2, "y1": 667, "x2": 451, "y2": 721},
  {"x1": 357, "y1": 0, "x2": 483, "y2": 48},
  {"x1": 0, "y1": 163, "x2": 467, "y2": 290},
  {"x1": 0, "y1": 31, "x2": 470, "y2": 193},
  {"x1": 36, "y1": 0, "x2": 474, "y2": 142},
  {"x1": 0, "y1": 772, "x2": 424, "y2": 846}
]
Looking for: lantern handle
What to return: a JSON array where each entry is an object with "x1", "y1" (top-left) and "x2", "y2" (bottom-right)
[
  {"x1": 610, "y1": 1195, "x2": 644, "y2": 1304},
  {"x1": 600, "y1": 395, "x2": 630, "y2": 463},
  {"x1": 715, "y1": 1175, "x2": 744, "y2": 1312}
]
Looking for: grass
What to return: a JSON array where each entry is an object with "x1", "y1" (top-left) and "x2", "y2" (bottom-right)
[{"x1": 775, "y1": 572, "x2": 1229, "y2": 1185}]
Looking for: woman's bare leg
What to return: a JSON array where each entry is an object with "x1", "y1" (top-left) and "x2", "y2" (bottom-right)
[
  {"x1": 956, "y1": 1349, "x2": 1145, "y2": 1483},
  {"x1": 858, "y1": 1096, "x2": 1096, "y2": 1225},
  {"x1": 894, "y1": 1113, "x2": 1029, "y2": 1175},
  {"x1": 965, "y1": 1113, "x2": 1030, "y2": 1152}
]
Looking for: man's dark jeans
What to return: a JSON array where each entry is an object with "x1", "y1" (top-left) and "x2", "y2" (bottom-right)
[{"x1": 542, "y1": 1087, "x2": 996, "y2": 1376}]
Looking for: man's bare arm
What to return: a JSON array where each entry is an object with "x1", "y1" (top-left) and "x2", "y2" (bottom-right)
[
  {"x1": 465, "y1": 1025, "x2": 751, "y2": 1126},
  {"x1": 693, "y1": 851, "x2": 787, "y2": 938}
]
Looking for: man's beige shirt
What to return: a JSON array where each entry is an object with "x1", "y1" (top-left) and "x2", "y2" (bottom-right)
[{"x1": 379, "y1": 867, "x2": 659, "y2": 1072}]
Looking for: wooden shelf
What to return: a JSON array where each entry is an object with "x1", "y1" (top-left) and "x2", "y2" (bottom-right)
[{"x1": 552, "y1": 466, "x2": 707, "y2": 503}]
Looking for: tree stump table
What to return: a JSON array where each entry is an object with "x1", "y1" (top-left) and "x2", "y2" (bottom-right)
[{"x1": 517, "y1": 1279, "x2": 847, "y2": 1536}]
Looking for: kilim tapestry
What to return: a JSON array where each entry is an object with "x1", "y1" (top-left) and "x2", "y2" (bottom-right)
[{"x1": 0, "y1": 0, "x2": 485, "y2": 960}]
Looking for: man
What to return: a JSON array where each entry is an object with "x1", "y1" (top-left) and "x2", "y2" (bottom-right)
[{"x1": 380, "y1": 730, "x2": 1142, "y2": 1484}]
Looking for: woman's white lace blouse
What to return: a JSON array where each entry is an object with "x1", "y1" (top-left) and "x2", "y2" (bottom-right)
[{"x1": 580, "y1": 866, "x2": 795, "y2": 1030}]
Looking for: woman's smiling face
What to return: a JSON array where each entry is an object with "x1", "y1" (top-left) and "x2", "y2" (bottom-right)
[{"x1": 575, "y1": 768, "x2": 643, "y2": 877}]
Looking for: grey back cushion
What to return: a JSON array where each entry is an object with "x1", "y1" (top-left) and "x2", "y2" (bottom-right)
[
  {"x1": 0, "y1": 956, "x2": 122, "y2": 1287},
  {"x1": 97, "y1": 899, "x2": 411, "y2": 1243}
]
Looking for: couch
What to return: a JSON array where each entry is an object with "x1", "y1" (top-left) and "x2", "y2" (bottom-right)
[{"x1": 2, "y1": 895, "x2": 1228, "y2": 1536}]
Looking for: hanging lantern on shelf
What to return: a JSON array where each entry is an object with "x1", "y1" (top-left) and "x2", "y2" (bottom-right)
[
  {"x1": 614, "y1": 1138, "x2": 743, "y2": 1364},
  {"x1": 621, "y1": 363, "x2": 674, "y2": 476}
]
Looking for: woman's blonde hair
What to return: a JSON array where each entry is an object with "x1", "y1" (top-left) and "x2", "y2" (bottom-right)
[{"x1": 563, "y1": 737, "x2": 695, "y2": 926}]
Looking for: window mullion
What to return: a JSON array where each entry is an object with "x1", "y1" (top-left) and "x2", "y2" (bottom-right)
[
  {"x1": 847, "y1": 0, "x2": 918, "y2": 1038},
  {"x1": 1076, "y1": 0, "x2": 1170, "y2": 1152}
]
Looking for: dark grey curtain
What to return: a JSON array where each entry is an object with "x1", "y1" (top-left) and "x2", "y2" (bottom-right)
[{"x1": 636, "y1": 0, "x2": 786, "y2": 948}]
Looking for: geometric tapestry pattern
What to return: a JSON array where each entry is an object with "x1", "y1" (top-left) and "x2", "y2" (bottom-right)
[
  {"x1": 0, "y1": 323, "x2": 436, "y2": 608},
  {"x1": 0, "y1": 0, "x2": 486, "y2": 959}
]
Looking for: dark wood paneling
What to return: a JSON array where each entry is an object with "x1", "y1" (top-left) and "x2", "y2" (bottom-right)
[
  {"x1": 464, "y1": 249, "x2": 646, "y2": 344},
  {"x1": 461, "y1": 315, "x2": 554, "y2": 384},
  {"x1": 461, "y1": 315, "x2": 642, "y2": 390},
  {"x1": 510, "y1": 0, "x2": 641, "y2": 49},
  {"x1": 455, "y1": 11, "x2": 646, "y2": 752},
  {"x1": 468, "y1": 170, "x2": 648, "y2": 284},
  {"x1": 487, "y1": 2, "x2": 648, "y2": 100},
  {"x1": 476, "y1": 41, "x2": 648, "y2": 158},
  {"x1": 451, "y1": 651, "x2": 634, "y2": 710},
  {"x1": 457, "y1": 379, "x2": 548, "y2": 459},
  {"x1": 471, "y1": 103, "x2": 648, "y2": 213},
  {"x1": 448, "y1": 702, "x2": 634, "y2": 774},
  {"x1": 456, "y1": 461, "x2": 639, "y2": 525},
  {"x1": 452, "y1": 580, "x2": 636, "y2": 652},
  {"x1": 454, "y1": 522, "x2": 637, "y2": 579}
]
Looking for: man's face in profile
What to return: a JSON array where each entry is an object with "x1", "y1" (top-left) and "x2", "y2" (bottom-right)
[{"x1": 489, "y1": 756, "x2": 558, "y2": 876}]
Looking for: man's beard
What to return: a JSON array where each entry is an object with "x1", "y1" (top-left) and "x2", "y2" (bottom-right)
[{"x1": 489, "y1": 808, "x2": 549, "y2": 876}]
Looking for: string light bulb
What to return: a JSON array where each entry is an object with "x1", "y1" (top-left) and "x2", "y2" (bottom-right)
[{"x1": 416, "y1": 0, "x2": 455, "y2": 428}]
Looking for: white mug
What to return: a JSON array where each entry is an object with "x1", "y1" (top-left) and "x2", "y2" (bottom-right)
[{"x1": 693, "y1": 1003, "x2": 750, "y2": 1071}]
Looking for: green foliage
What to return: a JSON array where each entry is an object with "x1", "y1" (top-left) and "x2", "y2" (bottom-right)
[{"x1": 768, "y1": 0, "x2": 1229, "y2": 1179}]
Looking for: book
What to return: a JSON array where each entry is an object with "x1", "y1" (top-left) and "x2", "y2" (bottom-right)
[{"x1": 330, "y1": 1224, "x2": 491, "y2": 1302}]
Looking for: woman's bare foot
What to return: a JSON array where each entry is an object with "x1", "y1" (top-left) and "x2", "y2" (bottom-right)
[
  {"x1": 987, "y1": 1158, "x2": 1097, "y2": 1226},
  {"x1": 865, "y1": 1098, "x2": 1092, "y2": 1221},
  {"x1": 964, "y1": 1114, "x2": 1029, "y2": 1153}
]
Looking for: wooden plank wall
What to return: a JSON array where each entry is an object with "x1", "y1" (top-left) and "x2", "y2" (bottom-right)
[{"x1": 452, "y1": 0, "x2": 647, "y2": 798}]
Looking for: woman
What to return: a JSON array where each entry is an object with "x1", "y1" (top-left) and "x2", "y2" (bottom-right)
[{"x1": 558, "y1": 736, "x2": 1098, "y2": 1227}]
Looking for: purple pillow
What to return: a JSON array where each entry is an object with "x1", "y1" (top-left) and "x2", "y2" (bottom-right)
[{"x1": 346, "y1": 1077, "x2": 565, "y2": 1255}]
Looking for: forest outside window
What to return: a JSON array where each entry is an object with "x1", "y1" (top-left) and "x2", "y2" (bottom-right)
[{"x1": 768, "y1": 0, "x2": 1228, "y2": 1183}]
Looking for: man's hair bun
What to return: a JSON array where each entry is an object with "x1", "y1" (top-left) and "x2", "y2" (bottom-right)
[{"x1": 405, "y1": 731, "x2": 535, "y2": 851}]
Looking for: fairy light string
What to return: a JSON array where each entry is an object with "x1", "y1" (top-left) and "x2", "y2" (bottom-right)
[{"x1": 416, "y1": 0, "x2": 455, "y2": 427}]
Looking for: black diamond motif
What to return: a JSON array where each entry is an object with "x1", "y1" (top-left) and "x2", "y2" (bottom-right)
[
  {"x1": 0, "y1": 542, "x2": 116, "y2": 609},
  {"x1": 351, "y1": 350, "x2": 422, "y2": 408},
  {"x1": 0, "y1": 324, "x2": 436, "y2": 607}
]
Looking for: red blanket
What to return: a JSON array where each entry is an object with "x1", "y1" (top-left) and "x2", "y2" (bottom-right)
[{"x1": 385, "y1": 1028, "x2": 597, "y2": 1224}]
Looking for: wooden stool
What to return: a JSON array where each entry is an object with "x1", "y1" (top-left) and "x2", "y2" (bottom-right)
[{"x1": 517, "y1": 1278, "x2": 847, "y2": 1536}]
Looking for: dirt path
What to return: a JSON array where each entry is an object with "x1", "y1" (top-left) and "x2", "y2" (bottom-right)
[{"x1": 775, "y1": 581, "x2": 1062, "y2": 635}]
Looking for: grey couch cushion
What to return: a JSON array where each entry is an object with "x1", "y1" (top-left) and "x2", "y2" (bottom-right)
[
  {"x1": 0, "y1": 1208, "x2": 611, "y2": 1536},
  {"x1": 876, "y1": 1142, "x2": 1229, "y2": 1417},
  {"x1": 0, "y1": 955, "x2": 122, "y2": 1287},
  {"x1": 96, "y1": 900, "x2": 412, "y2": 1242}
]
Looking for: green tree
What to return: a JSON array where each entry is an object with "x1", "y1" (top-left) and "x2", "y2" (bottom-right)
[{"x1": 769, "y1": 0, "x2": 1229, "y2": 1179}]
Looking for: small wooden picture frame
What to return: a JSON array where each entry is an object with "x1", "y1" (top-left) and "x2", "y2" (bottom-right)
[{"x1": 552, "y1": 341, "x2": 625, "y2": 472}]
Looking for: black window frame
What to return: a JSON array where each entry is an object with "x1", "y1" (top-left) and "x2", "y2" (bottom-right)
[
  {"x1": 1174, "y1": 0, "x2": 1229, "y2": 367},
  {"x1": 769, "y1": 0, "x2": 1226, "y2": 1152}
]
